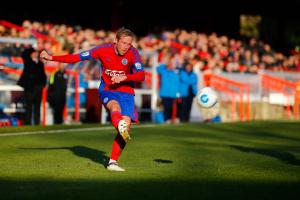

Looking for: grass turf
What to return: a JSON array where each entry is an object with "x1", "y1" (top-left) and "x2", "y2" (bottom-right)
[{"x1": 0, "y1": 121, "x2": 300, "y2": 199}]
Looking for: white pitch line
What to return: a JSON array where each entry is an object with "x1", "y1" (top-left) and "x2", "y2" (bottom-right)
[{"x1": 0, "y1": 124, "x2": 157, "y2": 137}]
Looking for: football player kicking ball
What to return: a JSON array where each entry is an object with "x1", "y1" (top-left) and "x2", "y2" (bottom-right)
[{"x1": 40, "y1": 28, "x2": 145, "y2": 172}]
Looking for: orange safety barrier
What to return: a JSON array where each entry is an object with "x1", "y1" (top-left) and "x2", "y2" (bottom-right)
[
  {"x1": 204, "y1": 73, "x2": 251, "y2": 121},
  {"x1": 261, "y1": 73, "x2": 298, "y2": 119}
]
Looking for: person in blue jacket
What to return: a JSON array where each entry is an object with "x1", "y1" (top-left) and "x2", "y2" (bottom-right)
[
  {"x1": 179, "y1": 61, "x2": 198, "y2": 122},
  {"x1": 157, "y1": 57, "x2": 180, "y2": 123}
]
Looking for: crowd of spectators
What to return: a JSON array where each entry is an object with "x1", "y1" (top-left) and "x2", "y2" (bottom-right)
[
  {"x1": 0, "y1": 20, "x2": 299, "y2": 123},
  {"x1": 140, "y1": 30, "x2": 300, "y2": 73},
  {"x1": 1, "y1": 20, "x2": 299, "y2": 79}
]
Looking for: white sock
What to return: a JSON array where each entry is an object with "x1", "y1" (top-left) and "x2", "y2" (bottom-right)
[{"x1": 109, "y1": 159, "x2": 117, "y2": 164}]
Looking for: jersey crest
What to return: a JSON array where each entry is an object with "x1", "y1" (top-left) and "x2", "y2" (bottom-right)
[{"x1": 121, "y1": 58, "x2": 128, "y2": 65}]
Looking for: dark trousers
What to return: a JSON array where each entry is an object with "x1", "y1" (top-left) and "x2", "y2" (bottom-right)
[
  {"x1": 53, "y1": 98, "x2": 66, "y2": 124},
  {"x1": 161, "y1": 97, "x2": 175, "y2": 121},
  {"x1": 180, "y1": 95, "x2": 194, "y2": 122},
  {"x1": 24, "y1": 86, "x2": 43, "y2": 125}
]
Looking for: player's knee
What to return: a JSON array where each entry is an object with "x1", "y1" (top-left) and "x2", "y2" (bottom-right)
[
  {"x1": 111, "y1": 105, "x2": 120, "y2": 112},
  {"x1": 107, "y1": 100, "x2": 121, "y2": 112},
  {"x1": 123, "y1": 117, "x2": 131, "y2": 128}
]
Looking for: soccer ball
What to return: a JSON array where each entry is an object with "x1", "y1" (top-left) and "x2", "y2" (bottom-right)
[{"x1": 197, "y1": 87, "x2": 218, "y2": 108}]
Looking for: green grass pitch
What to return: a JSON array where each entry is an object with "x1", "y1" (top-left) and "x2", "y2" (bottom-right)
[{"x1": 0, "y1": 121, "x2": 300, "y2": 200}]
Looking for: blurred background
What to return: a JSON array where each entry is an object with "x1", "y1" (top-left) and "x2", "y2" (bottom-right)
[{"x1": 0, "y1": 0, "x2": 299, "y2": 126}]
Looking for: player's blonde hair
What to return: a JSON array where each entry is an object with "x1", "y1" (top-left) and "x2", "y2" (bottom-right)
[{"x1": 116, "y1": 28, "x2": 135, "y2": 40}]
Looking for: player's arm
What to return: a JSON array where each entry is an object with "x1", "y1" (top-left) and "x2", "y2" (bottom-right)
[
  {"x1": 124, "y1": 48, "x2": 145, "y2": 82},
  {"x1": 125, "y1": 48, "x2": 145, "y2": 82},
  {"x1": 125, "y1": 62, "x2": 145, "y2": 82},
  {"x1": 111, "y1": 48, "x2": 145, "y2": 84},
  {"x1": 40, "y1": 48, "x2": 98, "y2": 63},
  {"x1": 111, "y1": 62, "x2": 145, "y2": 84}
]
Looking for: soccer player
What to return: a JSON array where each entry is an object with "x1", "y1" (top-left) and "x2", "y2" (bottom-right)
[{"x1": 40, "y1": 28, "x2": 145, "y2": 171}]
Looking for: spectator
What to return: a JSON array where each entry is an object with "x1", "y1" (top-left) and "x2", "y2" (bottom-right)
[
  {"x1": 179, "y1": 61, "x2": 198, "y2": 122},
  {"x1": 47, "y1": 63, "x2": 68, "y2": 124},
  {"x1": 17, "y1": 43, "x2": 46, "y2": 125},
  {"x1": 157, "y1": 55, "x2": 180, "y2": 123}
]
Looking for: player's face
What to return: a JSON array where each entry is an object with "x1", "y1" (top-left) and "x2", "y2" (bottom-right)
[{"x1": 116, "y1": 36, "x2": 133, "y2": 55}]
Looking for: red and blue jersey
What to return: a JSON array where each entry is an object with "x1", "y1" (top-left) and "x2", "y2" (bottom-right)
[{"x1": 52, "y1": 43, "x2": 145, "y2": 95}]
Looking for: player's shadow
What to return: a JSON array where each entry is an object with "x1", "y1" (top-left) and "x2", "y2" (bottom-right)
[
  {"x1": 153, "y1": 159, "x2": 173, "y2": 164},
  {"x1": 19, "y1": 146, "x2": 109, "y2": 167},
  {"x1": 230, "y1": 145, "x2": 300, "y2": 166}
]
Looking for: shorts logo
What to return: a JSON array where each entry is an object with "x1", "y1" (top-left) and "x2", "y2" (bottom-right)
[
  {"x1": 104, "y1": 97, "x2": 109, "y2": 103},
  {"x1": 135, "y1": 62, "x2": 142, "y2": 70},
  {"x1": 121, "y1": 58, "x2": 128, "y2": 65},
  {"x1": 81, "y1": 51, "x2": 90, "y2": 57}
]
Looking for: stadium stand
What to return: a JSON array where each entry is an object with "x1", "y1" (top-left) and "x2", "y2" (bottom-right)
[{"x1": 0, "y1": 20, "x2": 299, "y2": 125}]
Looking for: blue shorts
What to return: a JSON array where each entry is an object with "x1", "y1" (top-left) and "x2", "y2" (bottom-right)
[{"x1": 99, "y1": 91, "x2": 137, "y2": 122}]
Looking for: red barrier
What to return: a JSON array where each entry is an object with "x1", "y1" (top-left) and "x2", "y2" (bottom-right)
[
  {"x1": 0, "y1": 120, "x2": 12, "y2": 126},
  {"x1": 42, "y1": 87, "x2": 47, "y2": 126},
  {"x1": 262, "y1": 73, "x2": 297, "y2": 119},
  {"x1": 66, "y1": 70, "x2": 80, "y2": 122},
  {"x1": 204, "y1": 73, "x2": 251, "y2": 121},
  {"x1": 144, "y1": 71, "x2": 160, "y2": 89},
  {"x1": 1, "y1": 66, "x2": 22, "y2": 75}
]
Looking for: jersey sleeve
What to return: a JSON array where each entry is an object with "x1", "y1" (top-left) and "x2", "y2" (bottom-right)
[
  {"x1": 52, "y1": 46, "x2": 100, "y2": 63},
  {"x1": 52, "y1": 54, "x2": 81, "y2": 63},
  {"x1": 79, "y1": 47, "x2": 99, "y2": 60},
  {"x1": 131, "y1": 47, "x2": 144, "y2": 72},
  {"x1": 124, "y1": 48, "x2": 145, "y2": 82}
]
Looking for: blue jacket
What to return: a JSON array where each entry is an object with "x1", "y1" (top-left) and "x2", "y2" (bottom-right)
[
  {"x1": 157, "y1": 64, "x2": 180, "y2": 98},
  {"x1": 179, "y1": 70, "x2": 198, "y2": 97}
]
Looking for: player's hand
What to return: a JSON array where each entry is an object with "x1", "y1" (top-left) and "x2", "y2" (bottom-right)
[
  {"x1": 40, "y1": 50, "x2": 52, "y2": 61},
  {"x1": 111, "y1": 75, "x2": 127, "y2": 84}
]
